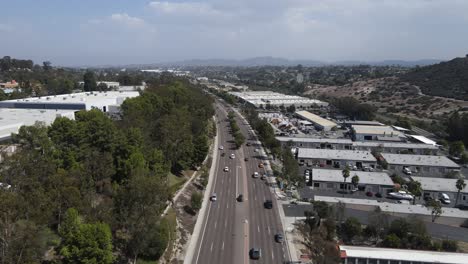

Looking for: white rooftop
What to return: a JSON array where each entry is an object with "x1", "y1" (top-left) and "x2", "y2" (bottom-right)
[
  {"x1": 353, "y1": 141, "x2": 439, "y2": 150},
  {"x1": 229, "y1": 91, "x2": 328, "y2": 107},
  {"x1": 297, "y1": 148, "x2": 376, "y2": 162},
  {"x1": 340, "y1": 245, "x2": 468, "y2": 264},
  {"x1": 412, "y1": 176, "x2": 468, "y2": 193},
  {"x1": 409, "y1": 134, "x2": 438, "y2": 146},
  {"x1": 352, "y1": 125, "x2": 402, "y2": 137},
  {"x1": 381, "y1": 153, "x2": 460, "y2": 168},
  {"x1": 295, "y1": 110, "x2": 337, "y2": 128},
  {"x1": 312, "y1": 169, "x2": 393, "y2": 186},
  {"x1": 276, "y1": 136, "x2": 353, "y2": 145}
]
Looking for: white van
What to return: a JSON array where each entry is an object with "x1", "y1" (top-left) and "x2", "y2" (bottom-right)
[{"x1": 439, "y1": 193, "x2": 451, "y2": 204}]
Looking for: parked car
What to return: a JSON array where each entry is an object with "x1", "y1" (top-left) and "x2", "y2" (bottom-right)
[
  {"x1": 230, "y1": 153, "x2": 235, "y2": 159},
  {"x1": 219, "y1": 145, "x2": 224, "y2": 150},
  {"x1": 274, "y1": 233, "x2": 284, "y2": 243},
  {"x1": 264, "y1": 200, "x2": 273, "y2": 209},
  {"x1": 254, "y1": 148, "x2": 260, "y2": 153},
  {"x1": 388, "y1": 190, "x2": 414, "y2": 201},
  {"x1": 403, "y1": 167, "x2": 412, "y2": 175},
  {"x1": 261, "y1": 175, "x2": 267, "y2": 180},
  {"x1": 375, "y1": 193, "x2": 382, "y2": 198},
  {"x1": 366, "y1": 191, "x2": 374, "y2": 197},
  {"x1": 246, "y1": 142, "x2": 251, "y2": 146},
  {"x1": 249, "y1": 248, "x2": 261, "y2": 260},
  {"x1": 439, "y1": 193, "x2": 451, "y2": 204}
]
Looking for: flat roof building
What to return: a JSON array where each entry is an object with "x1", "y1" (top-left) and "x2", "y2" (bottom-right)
[
  {"x1": 311, "y1": 168, "x2": 394, "y2": 194},
  {"x1": 412, "y1": 176, "x2": 468, "y2": 206},
  {"x1": 381, "y1": 153, "x2": 460, "y2": 177},
  {"x1": 340, "y1": 245, "x2": 468, "y2": 264},
  {"x1": 352, "y1": 125, "x2": 404, "y2": 141},
  {"x1": 297, "y1": 148, "x2": 377, "y2": 169},
  {"x1": 295, "y1": 110, "x2": 337, "y2": 131},
  {"x1": 229, "y1": 91, "x2": 328, "y2": 109}
]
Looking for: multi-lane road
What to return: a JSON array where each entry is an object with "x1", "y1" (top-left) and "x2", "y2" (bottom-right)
[{"x1": 192, "y1": 102, "x2": 289, "y2": 264}]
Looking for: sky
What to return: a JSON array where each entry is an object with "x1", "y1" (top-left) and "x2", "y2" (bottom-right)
[{"x1": 1, "y1": 0, "x2": 467, "y2": 66}]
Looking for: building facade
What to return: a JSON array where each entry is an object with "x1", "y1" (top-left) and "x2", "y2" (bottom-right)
[
  {"x1": 296, "y1": 148, "x2": 377, "y2": 169},
  {"x1": 381, "y1": 153, "x2": 461, "y2": 177}
]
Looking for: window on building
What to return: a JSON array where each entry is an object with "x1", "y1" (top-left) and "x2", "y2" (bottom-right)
[
  {"x1": 439, "y1": 168, "x2": 445, "y2": 173},
  {"x1": 314, "y1": 182, "x2": 320, "y2": 188},
  {"x1": 339, "y1": 183, "x2": 345, "y2": 189},
  {"x1": 367, "y1": 259, "x2": 377, "y2": 264},
  {"x1": 357, "y1": 258, "x2": 367, "y2": 264},
  {"x1": 463, "y1": 195, "x2": 466, "y2": 201},
  {"x1": 346, "y1": 257, "x2": 357, "y2": 264}
]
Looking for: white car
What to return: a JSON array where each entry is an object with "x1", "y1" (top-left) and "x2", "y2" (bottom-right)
[
  {"x1": 253, "y1": 172, "x2": 259, "y2": 178},
  {"x1": 219, "y1": 146, "x2": 224, "y2": 150},
  {"x1": 403, "y1": 167, "x2": 412, "y2": 175},
  {"x1": 230, "y1": 153, "x2": 235, "y2": 159},
  {"x1": 210, "y1": 193, "x2": 217, "y2": 201},
  {"x1": 439, "y1": 193, "x2": 451, "y2": 204},
  {"x1": 254, "y1": 148, "x2": 260, "y2": 153},
  {"x1": 388, "y1": 190, "x2": 414, "y2": 201},
  {"x1": 224, "y1": 167, "x2": 229, "y2": 172}
]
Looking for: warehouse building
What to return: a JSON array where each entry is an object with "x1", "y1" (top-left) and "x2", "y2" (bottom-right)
[
  {"x1": 277, "y1": 137, "x2": 353, "y2": 150},
  {"x1": 295, "y1": 110, "x2": 337, "y2": 131},
  {"x1": 412, "y1": 176, "x2": 468, "y2": 207},
  {"x1": 340, "y1": 245, "x2": 468, "y2": 264},
  {"x1": 352, "y1": 125, "x2": 404, "y2": 141},
  {"x1": 310, "y1": 169, "x2": 394, "y2": 194},
  {"x1": 381, "y1": 153, "x2": 461, "y2": 177},
  {"x1": 229, "y1": 91, "x2": 328, "y2": 109},
  {"x1": 297, "y1": 148, "x2": 377, "y2": 169}
]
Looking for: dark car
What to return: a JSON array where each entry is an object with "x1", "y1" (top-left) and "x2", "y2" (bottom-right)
[
  {"x1": 221, "y1": 153, "x2": 225, "y2": 157},
  {"x1": 244, "y1": 158, "x2": 249, "y2": 161},
  {"x1": 366, "y1": 191, "x2": 374, "y2": 197},
  {"x1": 237, "y1": 194, "x2": 244, "y2": 202},
  {"x1": 246, "y1": 142, "x2": 251, "y2": 146},
  {"x1": 249, "y1": 248, "x2": 261, "y2": 260},
  {"x1": 274, "y1": 233, "x2": 284, "y2": 243},
  {"x1": 375, "y1": 193, "x2": 382, "y2": 198},
  {"x1": 264, "y1": 200, "x2": 273, "y2": 209}
]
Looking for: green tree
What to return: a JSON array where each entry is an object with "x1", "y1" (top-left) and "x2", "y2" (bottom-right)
[
  {"x1": 427, "y1": 200, "x2": 443, "y2": 223},
  {"x1": 408, "y1": 180, "x2": 423, "y2": 205},
  {"x1": 455, "y1": 178, "x2": 466, "y2": 206},
  {"x1": 191, "y1": 192, "x2": 202, "y2": 211},
  {"x1": 351, "y1": 175, "x2": 359, "y2": 187},
  {"x1": 83, "y1": 71, "x2": 97, "y2": 91},
  {"x1": 341, "y1": 217, "x2": 362, "y2": 242},
  {"x1": 383, "y1": 233, "x2": 401, "y2": 248},
  {"x1": 449, "y1": 141, "x2": 465, "y2": 157},
  {"x1": 441, "y1": 240, "x2": 458, "y2": 252}
]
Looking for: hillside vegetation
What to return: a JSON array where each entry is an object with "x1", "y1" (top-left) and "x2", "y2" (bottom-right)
[{"x1": 401, "y1": 56, "x2": 468, "y2": 100}]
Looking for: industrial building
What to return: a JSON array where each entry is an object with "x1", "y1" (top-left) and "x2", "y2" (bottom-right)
[
  {"x1": 296, "y1": 148, "x2": 377, "y2": 169},
  {"x1": 277, "y1": 137, "x2": 438, "y2": 154},
  {"x1": 295, "y1": 110, "x2": 337, "y2": 131},
  {"x1": 352, "y1": 125, "x2": 404, "y2": 141},
  {"x1": 381, "y1": 153, "x2": 461, "y2": 177},
  {"x1": 310, "y1": 169, "x2": 394, "y2": 194},
  {"x1": 229, "y1": 91, "x2": 328, "y2": 109},
  {"x1": 412, "y1": 176, "x2": 468, "y2": 206},
  {"x1": 340, "y1": 245, "x2": 468, "y2": 264},
  {"x1": 0, "y1": 91, "x2": 139, "y2": 141}
]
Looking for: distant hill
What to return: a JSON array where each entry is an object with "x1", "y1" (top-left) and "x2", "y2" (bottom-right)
[
  {"x1": 400, "y1": 56, "x2": 468, "y2": 100},
  {"x1": 128, "y1": 57, "x2": 442, "y2": 68}
]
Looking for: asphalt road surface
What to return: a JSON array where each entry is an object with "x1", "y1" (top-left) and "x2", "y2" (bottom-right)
[{"x1": 192, "y1": 102, "x2": 288, "y2": 264}]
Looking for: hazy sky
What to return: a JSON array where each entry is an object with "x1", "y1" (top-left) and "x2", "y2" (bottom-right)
[{"x1": 1, "y1": 0, "x2": 467, "y2": 66}]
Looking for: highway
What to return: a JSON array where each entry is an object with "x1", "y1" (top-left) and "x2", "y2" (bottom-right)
[{"x1": 192, "y1": 102, "x2": 288, "y2": 264}]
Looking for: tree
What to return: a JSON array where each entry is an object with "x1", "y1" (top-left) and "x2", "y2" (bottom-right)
[
  {"x1": 408, "y1": 180, "x2": 423, "y2": 204},
  {"x1": 97, "y1": 82, "x2": 109, "y2": 91},
  {"x1": 191, "y1": 192, "x2": 202, "y2": 211},
  {"x1": 42, "y1": 61, "x2": 52, "y2": 71},
  {"x1": 341, "y1": 166, "x2": 350, "y2": 195},
  {"x1": 441, "y1": 240, "x2": 458, "y2": 252},
  {"x1": 341, "y1": 217, "x2": 362, "y2": 242},
  {"x1": 83, "y1": 71, "x2": 97, "y2": 91},
  {"x1": 427, "y1": 200, "x2": 443, "y2": 223},
  {"x1": 455, "y1": 178, "x2": 466, "y2": 206},
  {"x1": 351, "y1": 175, "x2": 359, "y2": 187},
  {"x1": 312, "y1": 201, "x2": 331, "y2": 219},
  {"x1": 383, "y1": 233, "x2": 401, "y2": 248},
  {"x1": 449, "y1": 141, "x2": 465, "y2": 157}
]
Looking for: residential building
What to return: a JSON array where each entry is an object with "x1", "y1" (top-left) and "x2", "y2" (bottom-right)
[
  {"x1": 295, "y1": 110, "x2": 337, "y2": 131},
  {"x1": 310, "y1": 169, "x2": 394, "y2": 194},
  {"x1": 0, "y1": 80, "x2": 19, "y2": 89},
  {"x1": 296, "y1": 148, "x2": 377, "y2": 169},
  {"x1": 412, "y1": 176, "x2": 468, "y2": 206},
  {"x1": 381, "y1": 153, "x2": 461, "y2": 177},
  {"x1": 340, "y1": 245, "x2": 468, "y2": 264},
  {"x1": 352, "y1": 125, "x2": 404, "y2": 141}
]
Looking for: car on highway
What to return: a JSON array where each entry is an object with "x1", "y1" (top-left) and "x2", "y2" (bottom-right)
[
  {"x1": 237, "y1": 194, "x2": 244, "y2": 202},
  {"x1": 388, "y1": 190, "x2": 414, "y2": 200},
  {"x1": 230, "y1": 153, "x2": 235, "y2": 159},
  {"x1": 258, "y1": 163, "x2": 264, "y2": 168},
  {"x1": 224, "y1": 167, "x2": 229, "y2": 172},
  {"x1": 221, "y1": 152, "x2": 225, "y2": 157},
  {"x1": 261, "y1": 174, "x2": 267, "y2": 180},
  {"x1": 252, "y1": 172, "x2": 259, "y2": 178},
  {"x1": 244, "y1": 157, "x2": 249, "y2": 161},
  {"x1": 246, "y1": 142, "x2": 251, "y2": 146},
  {"x1": 274, "y1": 233, "x2": 284, "y2": 243},
  {"x1": 249, "y1": 248, "x2": 261, "y2": 260},
  {"x1": 219, "y1": 145, "x2": 224, "y2": 150},
  {"x1": 254, "y1": 148, "x2": 259, "y2": 153},
  {"x1": 210, "y1": 193, "x2": 217, "y2": 201},
  {"x1": 264, "y1": 200, "x2": 273, "y2": 209},
  {"x1": 439, "y1": 193, "x2": 451, "y2": 204}
]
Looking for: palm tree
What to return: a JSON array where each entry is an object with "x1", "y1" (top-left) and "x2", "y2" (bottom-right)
[
  {"x1": 456, "y1": 178, "x2": 466, "y2": 206},
  {"x1": 342, "y1": 166, "x2": 351, "y2": 194}
]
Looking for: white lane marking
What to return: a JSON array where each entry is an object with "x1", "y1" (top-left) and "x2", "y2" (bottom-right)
[
  {"x1": 227, "y1": 203, "x2": 229, "y2": 209},
  {"x1": 217, "y1": 203, "x2": 220, "y2": 209},
  {"x1": 210, "y1": 242, "x2": 213, "y2": 252},
  {"x1": 225, "y1": 219, "x2": 227, "y2": 228},
  {"x1": 268, "y1": 226, "x2": 270, "y2": 235},
  {"x1": 222, "y1": 241, "x2": 225, "y2": 251},
  {"x1": 257, "y1": 225, "x2": 260, "y2": 233},
  {"x1": 214, "y1": 221, "x2": 217, "y2": 229},
  {"x1": 272, "y1": 251, "x2": 275, "y2": 261},
  {"x1": 221, "y1": 179, "x2": 224, "y2": 184},
  {"x1": 254, "y1": 196, "x2": 257, "y2": 201}
]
